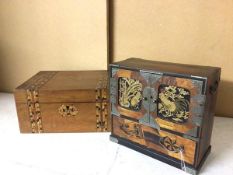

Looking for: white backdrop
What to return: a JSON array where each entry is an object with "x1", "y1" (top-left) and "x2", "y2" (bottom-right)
[{"x1": 0, "y1": 93, "x2": 232, "y2": 175}]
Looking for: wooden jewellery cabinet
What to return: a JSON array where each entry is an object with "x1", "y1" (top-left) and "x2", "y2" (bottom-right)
[{"x1": 109, "y1": 58, "x2": 220, "y2": 175}]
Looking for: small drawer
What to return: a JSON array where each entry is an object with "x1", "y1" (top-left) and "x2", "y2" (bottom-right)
[{"x1": 112, "y1": 116, "x2": 197, "y2": 165}]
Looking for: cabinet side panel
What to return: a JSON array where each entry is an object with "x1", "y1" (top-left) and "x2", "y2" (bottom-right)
[{"x1": 196, "y1": 70, "x2": 221, "y2": 167}]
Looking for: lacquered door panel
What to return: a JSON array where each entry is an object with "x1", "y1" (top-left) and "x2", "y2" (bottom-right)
[
  {"x1": 150, "y1": 74, "x2": 206, "y2": 138},
  {"x1": 110, "y1": 67, "x2": 149, "y2": 120}
]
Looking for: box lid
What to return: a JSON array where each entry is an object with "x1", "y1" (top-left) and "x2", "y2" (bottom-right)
[
  {"x1": 111, "y1": 58, "x2": 221, "y2": 78},
  {"x1": 15, "y1": 71, "x2": 108, "y2": 103}
]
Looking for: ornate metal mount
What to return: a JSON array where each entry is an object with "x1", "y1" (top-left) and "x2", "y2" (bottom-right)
[{"x1": 58, "y1": 104, "x2": 78, "y2": 117}]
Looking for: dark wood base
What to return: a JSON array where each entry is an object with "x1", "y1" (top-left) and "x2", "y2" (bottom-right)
[{"x1": 110, "y1": 135, "x2": 211, "y2": 175}]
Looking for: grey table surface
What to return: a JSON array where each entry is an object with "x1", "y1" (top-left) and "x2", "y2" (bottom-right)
[{"x1": 0, "y1": 93, "x2": 232, "y2": 175}]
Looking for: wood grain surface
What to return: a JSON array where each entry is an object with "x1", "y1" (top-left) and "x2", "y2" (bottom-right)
[
  {"x1": 14, "y1": 70, "x2": 110, "y2": 133},
  {"x1": 110, "y1": 58, "x2": 221, "y2": 168}
]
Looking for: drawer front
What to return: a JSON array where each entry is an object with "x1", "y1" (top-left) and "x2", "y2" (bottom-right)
[
  {"x1": 112, "y1": 116, "x2": 197, "y2": 165},
  {"x1": 40, "y1": 103, "x2": 99, "y2": 132}
]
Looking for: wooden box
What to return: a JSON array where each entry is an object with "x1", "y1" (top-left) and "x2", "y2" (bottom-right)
[
  {"x1": 109, "y1": 58, "x2": 221, "y2": 174},
  {"x1": 14, "y1": 71, "x2": 110, "y2": 133}
]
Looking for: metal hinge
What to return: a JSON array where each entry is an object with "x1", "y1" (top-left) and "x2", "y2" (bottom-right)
[{"x1": 110, "y1": 136, "x2": 119, "y2": 143}]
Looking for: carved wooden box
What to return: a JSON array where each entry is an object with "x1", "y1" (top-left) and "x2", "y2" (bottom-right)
[
  {"x1": 14, "y1": 71, "x2": 109, "y2": 133},
  {"x1": 109, "y1": 58, "x2": 221, "y2": 174}
]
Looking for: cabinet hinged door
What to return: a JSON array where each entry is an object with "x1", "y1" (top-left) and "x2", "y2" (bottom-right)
[
  {"x1": 110, "y1": 67, "x2": 149, "y2": 120},
  {"x1": 149, "y1": 73, "x2": 207, "y2": 138}
]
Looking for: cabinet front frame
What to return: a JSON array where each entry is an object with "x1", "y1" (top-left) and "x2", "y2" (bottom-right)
[{"x1": 110, "y1": 66, "x2": 207, "y2": 138}]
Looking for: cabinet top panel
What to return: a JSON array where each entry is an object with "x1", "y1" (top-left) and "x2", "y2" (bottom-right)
[{"x1": 110, "y1": 58, "x2": 221, "y2": 78}]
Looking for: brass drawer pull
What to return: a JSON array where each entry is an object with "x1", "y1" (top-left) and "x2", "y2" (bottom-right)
[{"x1": 58, "y1": 104, "x2": 78, "y2": 117}]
